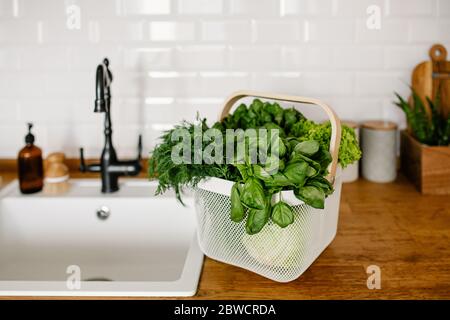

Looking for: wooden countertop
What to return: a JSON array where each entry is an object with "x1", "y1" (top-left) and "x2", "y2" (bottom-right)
[{"x1": 0, "y1": 172, "x2": 449, "y2": 300}]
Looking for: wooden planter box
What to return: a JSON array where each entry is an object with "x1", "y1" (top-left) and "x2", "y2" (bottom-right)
[{"x1": 400, "y1": 130, "x2": 450, "y2": 195}]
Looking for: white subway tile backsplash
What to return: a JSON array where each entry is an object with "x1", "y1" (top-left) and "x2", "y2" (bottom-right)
[
  {"x1": 355, "y1": 19, "x2": 409, "y2": 43},
  {"x1": 389, "y1": 0, "x2": 436, "y2": 16},
  {"x1": 438, "y1": 22, "x2": 450, "y2": 41},
  {"x1": 307, "y1": 20, "x2": 355, "y2": 43},
  {"x1": 0, "y1": 20, "x2": 41, "y2": 44},
  {"x1": 300, "y1": 72, "x2": 354, "y2": 96},
  {"x1": 69, "y1": 46, "x2": 124, "y2": 71},
  {"x1": 45, "y1": 71, "x2": 92, "y2": 98},
  {"x1": 18, "y1": 100, "x2": 74, "y2": 124},
  {"x1": 254, "y1": 20, "x2": 301, "y2": 43},
  {"x1": 0, "y1": 0, "x2": 15, "y2": 17},
  {"x1": 178, "y1": 0, "x2": 223, "y2": 15},
  {"x1": 281, "y1": 0, "x2": 334, "y2": 16},
  {"x1": 230, "y1": 0, "x2": 279, "y2": 16},
  {"x1": 99, "y1": 19, "x2": 146, "y2": 42},
  {"x1": 384, "y1": 45, "x2": 429, "y2": 70},
  {"x1": 123, "y1": 0, "x2": 171, "y2": 15},
  {"x1": 0, "y1": 99, "x2": 20, "y2": 123},
  {"x1": 281, "y1": 46, "x2": 333, "y2": 70},
  {"x1": 175, "y1": 46, "x2": 227, "y2": 70},
  {"x1": 198, "y1": 73, "x2": 250, "y2": 96},
  {"x1": 124, "y1": 47, "x2": 172, "y2": 71},
  {"x1": 41, "y1": 19, "x2": 91, "y2": 44},
  {"x1": 201, "y1": 21, "x2": 252, "y2": 43},
  {"x1": 0, "y1": 48, "x2": 20, "y2": 70},
  {"x1": 19, "y1": 46, "x2": 70, "y2": 71},
  {"x1": 332, "y1": 46, "x2": 384, "y2": 70},
  {"x1": 355, "y1": 72, "x2": 408, "y2": 97},
  {"x1": 330, "y1": 97, "x2": 383, "y2": 120},
  {"x1": 438, "y1": 0, "x2": 450, "y2": 17},
  {"x1": 381, "y1": 98, "x2": 406, "y2": 128},
  {"x1": 250, "y1": 72, "x2": 301, "y2": 94},
  {"x1": 0, "y1": 125, "x2": 32, "y2": 157},
  {"x1": 0, "y1": 123, "x2": 48, "y2": 158},
  {"x1": 0, "y1": 72, "x2": 46, "y2": 98},
  {"x1": 149, "y1": 21, "x2": 196, "y2": 41},
  {"x1": 0, "y1": 0, "x2": 449, "y2": 157},
  {"x1": 334, "y1": 0, "x2": 386, "y2": 17},
  {"x1": 230, "y1": 46, "x2": 281, "y2": 71},
  {"x1": 409, "y1": 19, "x2": 439, "y2": 42},
  {"x1": 15, "y1": 0, "x2": 65, "y2": 18}
]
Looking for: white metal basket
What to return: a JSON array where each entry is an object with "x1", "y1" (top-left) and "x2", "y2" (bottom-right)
[{"x1": 194, "y1": 91, "x2": 342, "y2": 282}]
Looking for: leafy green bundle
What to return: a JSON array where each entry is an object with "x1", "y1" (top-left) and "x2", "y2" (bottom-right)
[
  {"x1": 149, "y1": 99, "x2": 362, "y2": 235},
  {"x1": 395, "y1": 90, "x2": 450, "y2": 146}
]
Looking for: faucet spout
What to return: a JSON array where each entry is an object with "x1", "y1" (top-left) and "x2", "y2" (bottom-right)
[
  {"x1": 94, "y1": 64, "x2": 106, "y2": 113},
  {"x1": 79, "y1": 57, "x2": 142, "y2": 193}
]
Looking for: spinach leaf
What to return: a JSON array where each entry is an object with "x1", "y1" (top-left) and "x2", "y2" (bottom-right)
[
  {"x1": 283, "y1": 108, "x2": 299, "y2": 129},
  {"x1": 266, "y1": 102, "x2": 284, "y2": 125},
  {"x1": 271, "y1": 201, "x2": 294, "y2": 228},
  {"x1": 264, "y1": 123, "x2": 286, "y2": 138}
]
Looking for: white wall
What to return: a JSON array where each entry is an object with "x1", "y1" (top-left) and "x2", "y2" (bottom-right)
[{"x1": 0, "y1": 0, "x2": 449, "y2": 158}]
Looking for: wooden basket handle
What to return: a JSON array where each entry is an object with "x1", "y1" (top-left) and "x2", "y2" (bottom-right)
[{"x1": 219, "y1": 90, "x2": 342, "y2": 182}]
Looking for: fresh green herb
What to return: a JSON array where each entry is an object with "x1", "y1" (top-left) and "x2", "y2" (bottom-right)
[
  {"x1": 271, "y1": 201, "x2": 294, "y2": 228},
  {"x1": 395, "y1": 89, "x2": 450, "y2": 146},
  {"x1": 148, "y1": 119, "x2": 240, "y2": 202},
  {"x1": 230, "y1": 182, "x2": 245, "y2": 222},
  {"x1": 150, "y1": 99, "x2": 362, "y2": 234}
]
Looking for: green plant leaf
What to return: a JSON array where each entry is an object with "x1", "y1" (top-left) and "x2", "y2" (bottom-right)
[
  {"x1": 294, "y1": 140, "x2": 320, "y2": 156},
  {"x1": 271, "y1": 201, "x2": 294, "y2": 228},
  {"x1": 245, "y1": 205, "x2": 270, "y2": 235},
  {"x1": 253, "y1": 165, "x2": 273, "y2": 183},
  {"x1": 283, "y1": 108, "x2": 300, "y2": 129},
  {"x1": 294, "y1": 185, "x2": 325, "y2": 209},
  {"x1": 283, "y1": 161, "x2": 308, "y2": 186},
  {"x1": 230, "y1": 182, "x2": 246, "y2": 222},
  {"x1": 240, "y1": 178, "x2": 266, "y2": 210},
  {"x1": 235, "y1": 164, "x2": 249, "y2": 180},
  {"x1": 307, "y1": 177, "x2": 333, "y2": 195},
  {"x1": 265, "y1": 172, "x2": 293, "y2": 187}
]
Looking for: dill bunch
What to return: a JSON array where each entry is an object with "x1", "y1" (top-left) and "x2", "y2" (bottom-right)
[{"x1": 148, "y1": 119, "x2": 239, "y2": 202}]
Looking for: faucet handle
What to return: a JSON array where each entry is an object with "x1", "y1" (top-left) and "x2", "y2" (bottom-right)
[
  {"x1": 137, "y1": 134, "x2": 142, "y2": 161},
  {"x1": 79, "y1": 147, "x2": 101, "y2": 173},
  {"x1": 79, "y1": 147, "x2": 87, "y2": 172}
]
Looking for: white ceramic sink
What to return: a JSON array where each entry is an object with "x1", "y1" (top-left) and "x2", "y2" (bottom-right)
[{"x1": 0, "y1": 179, "x2": 203, "y2": 297}]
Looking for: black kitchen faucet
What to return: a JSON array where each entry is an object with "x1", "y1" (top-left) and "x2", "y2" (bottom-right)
[{"x1": 79, "y1": 58, "x2": 142, "y2": 193}]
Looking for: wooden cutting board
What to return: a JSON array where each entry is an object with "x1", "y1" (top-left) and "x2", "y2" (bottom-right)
[{"x1": 411, "y1": 44, "x2": 450, "y2": 119}]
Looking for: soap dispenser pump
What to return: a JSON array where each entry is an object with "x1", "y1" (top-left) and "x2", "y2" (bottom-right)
[{"x1": 17, "y1": 123, "x2": 44, "y2": 194}]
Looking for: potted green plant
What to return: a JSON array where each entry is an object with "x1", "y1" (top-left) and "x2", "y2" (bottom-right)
[{"x1": 395, "y1": 90, "x2": 450, "y2": 194}]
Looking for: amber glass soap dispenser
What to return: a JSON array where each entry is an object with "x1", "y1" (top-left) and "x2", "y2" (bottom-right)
[{"x1": 18, "y1": 123, "x2": 44, "y2": 194}]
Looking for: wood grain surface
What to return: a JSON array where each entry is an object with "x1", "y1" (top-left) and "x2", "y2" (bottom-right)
[
  {"x1": 401, "y1": 130, "x2": 450, "y2": 195},
  {"x1": 0, "y1": 171, "x2": 449, "y2": 300}
]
